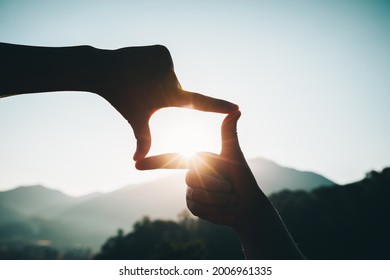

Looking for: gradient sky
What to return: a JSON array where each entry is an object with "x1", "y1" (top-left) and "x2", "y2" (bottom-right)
[{"x1": 0, "y1": 0, "x2": 389, "y2": 196}]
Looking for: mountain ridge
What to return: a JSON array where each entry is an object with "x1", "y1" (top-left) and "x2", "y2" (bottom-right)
[{"x1": 0, "y1": 157, "x2": 335, "y2": 250}]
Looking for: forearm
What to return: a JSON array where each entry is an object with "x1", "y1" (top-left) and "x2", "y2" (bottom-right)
[
  {"x1": 0, "y1": 43, "x2": 104, "y2": 96},
  {"x1": 234, "y1": 190, "x2": 305, "y2": 260}
]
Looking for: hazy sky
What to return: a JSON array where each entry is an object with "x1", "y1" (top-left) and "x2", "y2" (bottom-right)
[{"x1": 1, "y1": 0, "x2": 389, "y2": 196}]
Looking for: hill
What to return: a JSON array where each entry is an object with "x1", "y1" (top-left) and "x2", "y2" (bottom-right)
[{"x1": 0, "y1": 157, "x2": 334, "y2": 251}]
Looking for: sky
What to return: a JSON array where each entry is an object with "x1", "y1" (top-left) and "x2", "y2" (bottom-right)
[{"x1": 0, "y1": 0, "x2": 389, "y2": 196}]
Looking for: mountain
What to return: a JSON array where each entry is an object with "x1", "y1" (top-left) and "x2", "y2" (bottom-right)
[
  {"x1": 0, "y1": 185, "x2": 100, "y2": 220},
  {"x1": 0, "y1": 203, "x2": 27, "y2": 225},
  {"x1": 248, "y1": 158, "x2": 335, "y2": 195},
  {"x1": 52, "y1": 173, "x2": 188, "y2": 249},
  {"x1": 0, "y1": 185, "x2": 76, "y2": 220},
  {"x1": 0, "y1": 157, "x2": 334, "y2": 251}
]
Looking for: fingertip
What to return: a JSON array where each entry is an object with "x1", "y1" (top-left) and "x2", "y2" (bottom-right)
[
  {"x1": 223, "y1": 110, "x2": 241, "y2": 127},
  {"x1": 234, "y1": 110, "x2": 241, "y2": 122},
  {"x1": 133, "y1": 153, "x2": 141, "y2": 162},
  {"x1": 231, "y1": 103, "x2": 240, "y2": 112},
  {"x1": 230, "y1": 110, "x2": 241, "y2": 120},
  {"x1": 133, "y1": 149, "x2": 147, "y2": 162},
  {"x1": 133, "y1": 137, "x2": 151, "y2": 161},
  {"x1": 134, "y1": 160, "x2": 145, "y2": 170},
  {"x1": 132, "y1": 119, "x2": 152, "y2": 161},
  {"x1": 220, "y1": 101, "x2": 240, "y2": 114},
  {"x1": 223, "y1": 102, "x2": 239, "y2": 113}
]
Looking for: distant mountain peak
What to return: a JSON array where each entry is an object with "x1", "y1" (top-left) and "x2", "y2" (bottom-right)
[
  {"x1": 5, "y1": 184, "x2": 66, "y2": 195},
  {"x1": 248, "y1": 157, "x2": 335, "y2": 195},
  {"x1": 0, "y1": 184, "x2": 77, "y2": 219}
]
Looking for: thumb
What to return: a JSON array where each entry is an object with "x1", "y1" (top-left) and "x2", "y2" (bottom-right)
[
  {"x1": 132, "y1": 118, "x2": 152, "y2": 161},
  {"x1": 221, "y1": 110, "x2": 243, "y2": 158}
]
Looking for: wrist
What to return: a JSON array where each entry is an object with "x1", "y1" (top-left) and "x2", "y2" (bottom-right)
[
  {"x1": 233, "y1": 189, "x2": 274, "y2": 235},
  {"x1": 0, "y1": 44, "x2": 109, "y2": 95},
  {"x1": 81, "y1": 46, "x2": 111, "y2": 94},
  {"x1": 233, "y1": 187, "x2": 305, "y2": 259}
]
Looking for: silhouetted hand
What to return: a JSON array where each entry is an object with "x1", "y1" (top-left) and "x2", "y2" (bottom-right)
[
  {"x1": 1, "y1": 43, "x2": 238, "y2": 161},
  {"x1": 95, "y1": 45, "x2": 238, "y2": 160},
  {"x1": 135, "y1": 111, "x2": 261, "y2": 226},
  {"x1": 136, "y1": 111, "x2": 304, "y2": 259}
]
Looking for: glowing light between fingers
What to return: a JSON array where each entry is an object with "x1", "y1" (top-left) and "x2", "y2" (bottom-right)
[
  {"x1": 180, "y1": 150, "x2": 197, "y2": 161},
  {"x1": 148, "y1": 108, "x2": 223, "y2": 157}
]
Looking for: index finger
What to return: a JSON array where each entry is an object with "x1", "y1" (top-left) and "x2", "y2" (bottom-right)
[{"x1": 176, "y1": 90, "x2": 239, "y2": 113}]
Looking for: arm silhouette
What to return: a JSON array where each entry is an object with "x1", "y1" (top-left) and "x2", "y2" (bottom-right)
[
  {"x1": 136, "y1": 111, "x2": 305, "y2": 259},
  {"x1": 0, "y1": 42, "x2": 238, "y2": 160}
]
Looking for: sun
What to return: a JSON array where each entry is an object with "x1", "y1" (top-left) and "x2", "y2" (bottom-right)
[
  {"x1": 148, "y1": 108, "x2": 223, "y2": 157},
  {"x1": 179, "y1": 149, "x2": 197, "y2": 161}
]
